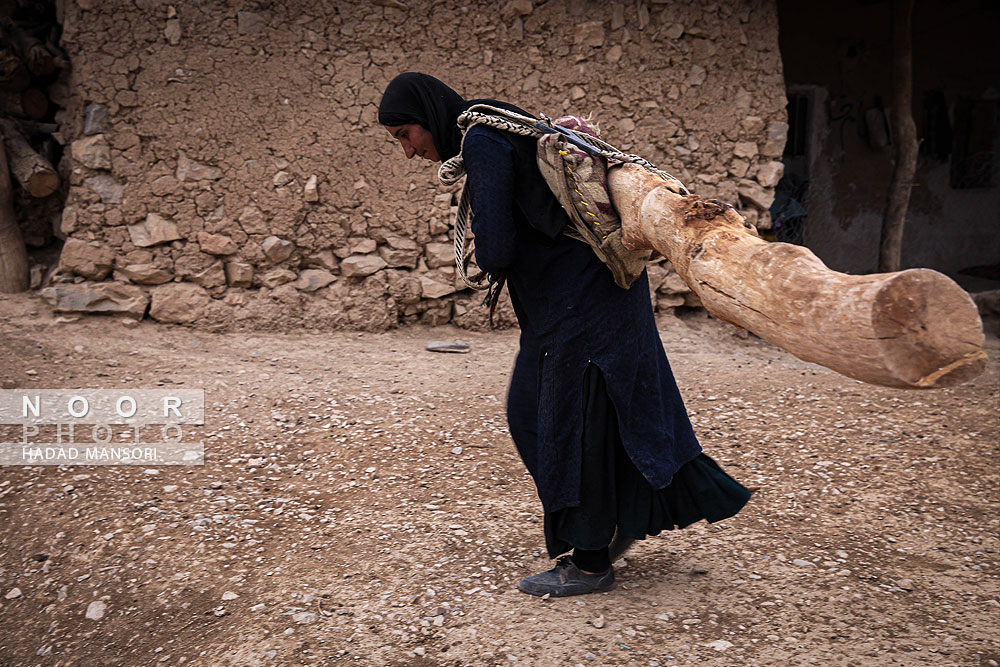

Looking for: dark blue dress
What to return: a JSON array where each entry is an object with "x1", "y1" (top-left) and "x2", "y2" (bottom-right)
[{"x1": 463, "y1": 125, "x2": 749, "y2": 556}]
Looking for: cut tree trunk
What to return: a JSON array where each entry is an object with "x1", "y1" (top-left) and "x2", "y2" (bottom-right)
[
  {"x1": 0, "y1": 117, "x2": 57, "y2": 197},
  {"x1": 879, "y1": 0, "x2": 918, "y2": 273},
  {"x1": 0, "y1": 126, "x2": 28, "y2": 292},
  {"x1": 1, "y1": 14, "x2": 64, "y2": 77},
  {"x1": 609, "y1": 163, "x2": 987, "y2": 389}
]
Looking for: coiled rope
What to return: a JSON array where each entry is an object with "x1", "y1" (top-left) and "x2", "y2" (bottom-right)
[{"x1": 438, "y1": 104, "x2": 690, "y2": 290}]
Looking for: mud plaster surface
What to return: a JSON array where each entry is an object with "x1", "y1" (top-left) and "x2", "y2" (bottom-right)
[{"x1": 47, "y1": 0, "x2": 786, "y2": 330}]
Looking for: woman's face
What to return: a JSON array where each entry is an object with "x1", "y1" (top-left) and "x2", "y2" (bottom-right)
[{"x1": 384, "y1": 123, "x2": 439, "y2": 162}]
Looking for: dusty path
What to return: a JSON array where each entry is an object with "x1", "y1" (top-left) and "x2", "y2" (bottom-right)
[{"x1": 0, "y1": 293, "x2": 998, "y2": 666}]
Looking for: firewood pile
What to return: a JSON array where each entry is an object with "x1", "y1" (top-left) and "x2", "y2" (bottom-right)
[{"x1": 0, "y1": 0, "x2": 66, "y2": 292}]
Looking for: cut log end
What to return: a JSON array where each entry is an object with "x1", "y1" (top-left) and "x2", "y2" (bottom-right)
[
  {"x1": 1, "y1": 118, "x2": 60, "y2": 198},
  {"x1": 872, "y1": 268, "x2": 987, "y2": 389},
  {"x1": 25, "y1": 168, "x2": 58, "y2": 197},
  {"x1": 610, "y1": 163, "x2": 987, "y2": 390}
]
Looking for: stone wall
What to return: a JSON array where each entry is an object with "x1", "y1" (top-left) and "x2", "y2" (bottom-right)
[{"x1": 41, "y1": 0, "x2": 787, "y2": 330}]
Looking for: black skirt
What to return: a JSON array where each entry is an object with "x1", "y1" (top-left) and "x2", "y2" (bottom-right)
[{"x1": 544, "y1": 364, "x2": 752, "y2": 557}]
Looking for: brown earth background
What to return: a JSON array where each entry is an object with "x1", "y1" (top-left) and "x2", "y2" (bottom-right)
[
  {"x1": 0, "y1": 296, "x2": 998, "y2": 665},
  {"x1": 38, "y1": 0, "x2": 786, "y2": 330}
]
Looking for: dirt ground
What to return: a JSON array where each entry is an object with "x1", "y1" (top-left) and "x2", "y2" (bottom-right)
[{"x1": 0, "y1": 292, "x2": 997, "y2": 666}]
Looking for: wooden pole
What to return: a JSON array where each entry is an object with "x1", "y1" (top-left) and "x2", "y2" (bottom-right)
[
  {"x1": 609, "y1": 163, "x2": 987, "y2": 389},
  {"x1": 0, "y1": 124, "x2": 28, "y2": 292},
  {"x1": 879, "y1": 0, "x2": 918, "y2": 272}
]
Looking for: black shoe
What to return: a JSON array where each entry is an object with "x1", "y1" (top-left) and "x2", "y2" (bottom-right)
[
  {"x1": 608, "y1": 529, "x2": 636, "y2": 563},
  {"x1": 518, "y1": 556, "x2": 615, "y2": 597}
]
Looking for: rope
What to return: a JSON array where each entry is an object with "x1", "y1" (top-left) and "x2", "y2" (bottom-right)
[
  {"x1": 452, "y1": 184, "x2": 488, "y2": 288},
  {"x1": 440, "y1": 104, "x2": 691, "y2": 290}
]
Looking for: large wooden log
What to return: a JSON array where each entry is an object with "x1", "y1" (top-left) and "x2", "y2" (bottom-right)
[{"x1": 609, "y1": 163, "x2": 987, "y2": 389}]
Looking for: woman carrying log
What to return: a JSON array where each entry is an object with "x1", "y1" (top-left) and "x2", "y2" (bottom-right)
[{"x1": 378, "y1": 72, "x2": 751, "y2": 597}]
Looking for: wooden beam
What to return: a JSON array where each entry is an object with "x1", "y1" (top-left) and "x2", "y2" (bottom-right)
[
  {"x1": 609, "y1": 163, "x2": 987, "y2": 389},
  {"x1": 0, "y1": 122, "x2": 28, "y2": 292}
]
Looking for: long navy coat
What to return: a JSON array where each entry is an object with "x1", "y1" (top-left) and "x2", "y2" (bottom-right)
[{"x1": 464, "y1": 125, "x2": 703, "y2": 512}]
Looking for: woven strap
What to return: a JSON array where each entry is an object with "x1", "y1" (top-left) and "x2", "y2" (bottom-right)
[{"x1": 439, "y1": 104, "x2": 690, "y2": 290}]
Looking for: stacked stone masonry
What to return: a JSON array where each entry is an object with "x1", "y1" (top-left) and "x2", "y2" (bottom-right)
[{"x1": 41, "y1": 0, "x2": 787, "y2": 330}]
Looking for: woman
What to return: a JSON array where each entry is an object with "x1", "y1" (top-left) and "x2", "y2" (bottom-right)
[{"x1": 378, "y1": 72, "x2": 750, "y2": 597}]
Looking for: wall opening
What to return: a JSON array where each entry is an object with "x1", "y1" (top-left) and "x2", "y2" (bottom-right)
[{"x1": 774, "y1": 0, "x2": 1000, "y2": 285}]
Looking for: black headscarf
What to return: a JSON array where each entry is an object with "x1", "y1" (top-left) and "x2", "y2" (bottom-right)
[
  {"x1": 378, "y1": 72, "x2": 568, "y2": 239},
  {"x1": 377, "y1": 72, "x2": 468, "y2": 161}
]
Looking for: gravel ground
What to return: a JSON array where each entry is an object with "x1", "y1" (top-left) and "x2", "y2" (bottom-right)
[{"x1": 0, "y1": 292, "x2": 998, "y2": 666}]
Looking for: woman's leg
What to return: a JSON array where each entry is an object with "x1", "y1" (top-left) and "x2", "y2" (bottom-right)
[
  {"x1": 571, "y1": 547, "x2": 612, "y2": 574},
  {"x1": 519, "y1": 365, "x2": 617, "y2": 596}
]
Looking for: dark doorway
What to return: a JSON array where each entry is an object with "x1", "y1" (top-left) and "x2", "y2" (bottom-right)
[{"x1": 773, "y1": 0, "x2": 1000, "y2": 283}]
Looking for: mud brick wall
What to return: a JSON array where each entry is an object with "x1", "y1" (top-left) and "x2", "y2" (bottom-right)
[{"x1": 46, "y1": 0, "x2": 787, "y2": 330}]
